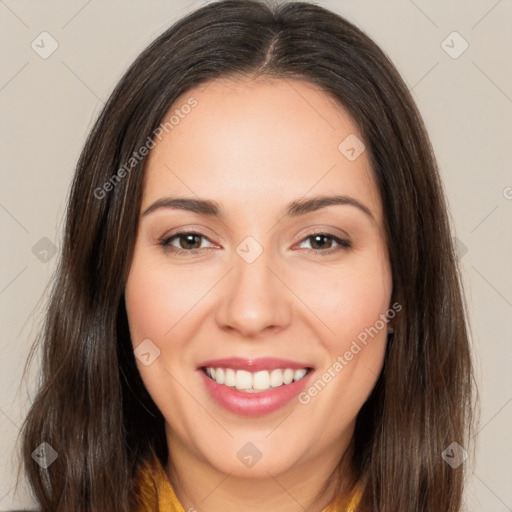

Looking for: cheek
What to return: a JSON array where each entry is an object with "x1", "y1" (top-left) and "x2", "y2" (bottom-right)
[
  {"x1": 290, "y1": 254, "x2": 392, "y2": 346},
  {"x1": 125, "y1": 255, "x2": 211, "y2": 346},
  {"x1": 294, "y1": 256, "x2": 392, "y2": 421},
  {"x1": 124, "y1": 256, "x2": 203, "y2": 423},
  {"x1": 290, "y1": 253, "x2": 392, "y2": 414},
  {"x1": 125, "y1": 267, "x2": 172, "y2": 346}
]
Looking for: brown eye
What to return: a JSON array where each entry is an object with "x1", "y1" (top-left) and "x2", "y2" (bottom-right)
[
  {"x1": 297, "y1": 232, "x2": 352, "y2": 254},
  {"x1": 175, "y1": 233, "x2": 203, "y2": 250},
  {"x1": 159, "y1": 232, "x2": 214, "y2": 254},
  {"x1": 309, "y1": 234, "x2": 335, "y2": 250}
]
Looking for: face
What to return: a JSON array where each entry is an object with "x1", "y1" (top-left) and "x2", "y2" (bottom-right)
[{"x1": 125, "y1": 77, "x2": 393, "y2": 479}]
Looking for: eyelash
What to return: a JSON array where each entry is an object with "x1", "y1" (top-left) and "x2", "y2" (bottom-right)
[{"x1": 158, "y1": 230, "x2": 352, "y2": 257}]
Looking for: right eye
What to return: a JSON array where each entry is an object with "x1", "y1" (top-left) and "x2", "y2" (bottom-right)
[{"x1": 158, "y1": 231, "x2": 217, "y2": 255}]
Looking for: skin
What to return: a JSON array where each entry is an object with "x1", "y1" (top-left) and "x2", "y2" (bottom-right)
[{"x1": 125, "y1": 77, "x2": 393, "y2": 512}]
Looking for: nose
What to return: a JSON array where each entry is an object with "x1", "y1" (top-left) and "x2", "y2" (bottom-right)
[{"x1": 214, "y1": 249, "x2": 293, "y2": 338}]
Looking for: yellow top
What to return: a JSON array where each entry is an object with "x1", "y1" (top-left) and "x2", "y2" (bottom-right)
[{"x1": 135, "y1": 455, "x2": 362, "y2": 512}]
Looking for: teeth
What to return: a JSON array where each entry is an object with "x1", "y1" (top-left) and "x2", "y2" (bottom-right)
[
  {"x1": 204, "y1": 367, "x2": 309, "y2": 393},
  {"x1": 215, "y1": 367, "x2": 225, "y2": 385},
  {"x1": 235, "y1": 370, "x2": 252, "y2": 391},
  {"x1": 283, "y1": 368, "x2": 294, "y2": 385},
  {"x1": 225, "y1": 368, "x2": 236, "y2": 387},
  {"x1": 269, "y1": 369, "x2": 283, "y2": 387},
  {"x1": 253, "y1": 370, "x2": 270, "y2": 390},
  {"x1": 294, "y1": 368, "x2": 307, "y2": 381}
]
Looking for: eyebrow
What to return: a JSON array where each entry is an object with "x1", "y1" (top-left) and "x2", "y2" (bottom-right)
[{"x1": 142, "y1": 194, "x2": 375, "y2": 221}]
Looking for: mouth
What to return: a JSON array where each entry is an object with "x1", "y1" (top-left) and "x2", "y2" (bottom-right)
[
  {"x1": 197, "y1": 357, "x2": 315, "y2": 416},
  {"x1": 200, "y1": 366, "x2": 313, "y2": 393}
]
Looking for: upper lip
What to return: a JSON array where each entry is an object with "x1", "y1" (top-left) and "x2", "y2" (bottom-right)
[{"x1": 198, "y1": 357, "x2": 314, "y2": 372}]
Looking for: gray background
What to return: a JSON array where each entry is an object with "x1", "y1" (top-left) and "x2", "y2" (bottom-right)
[{"x1": 1, "y1": 0, "x2": 511, "y2": 510}]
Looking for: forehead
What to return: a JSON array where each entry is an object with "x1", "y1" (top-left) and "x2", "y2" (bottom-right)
[{"x1": 142, "y1": 77, "x2": 382, "y2": 224}]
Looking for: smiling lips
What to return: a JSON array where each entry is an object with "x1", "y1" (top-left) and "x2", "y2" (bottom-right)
[
  {"x1": 204, "y1": 367, "x2": 309, "y2": 392},
  {"x1": 198, "y1": 357, "x2": 314, "y2": 416}
]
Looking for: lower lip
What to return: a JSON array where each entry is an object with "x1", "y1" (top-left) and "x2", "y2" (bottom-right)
[{"x1": 199, "y1": 369, "x2": 314, "y2": 417}]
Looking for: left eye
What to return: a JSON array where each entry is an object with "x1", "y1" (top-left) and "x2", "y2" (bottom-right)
[{"x1": 296, "y1": 233, "x2": 351, "y2": 253}]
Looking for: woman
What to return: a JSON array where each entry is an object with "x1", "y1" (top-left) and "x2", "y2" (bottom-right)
[{"x1": 18, "y1": 0, "x2": 476, "y2": 511}]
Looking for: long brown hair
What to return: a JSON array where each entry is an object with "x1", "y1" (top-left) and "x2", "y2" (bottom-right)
[{"x1": 18, "y1": 1, "x2": 477, "y2": 510}]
